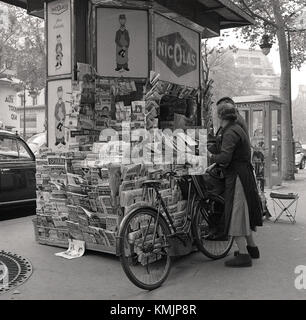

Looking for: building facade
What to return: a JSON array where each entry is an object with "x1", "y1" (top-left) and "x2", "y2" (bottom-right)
[
  {"x1": 292, "y1": 85, "x2": 306, "y2": 143},
  {"x1": 0, "y1": 78, "x2": 19, "y2": 130},
  {"x1": 15, "y1": 88, "x2": 46, "y2": 138},
  {"x1": 233, "y1": 49, "x2": 280, "y2": 96}
]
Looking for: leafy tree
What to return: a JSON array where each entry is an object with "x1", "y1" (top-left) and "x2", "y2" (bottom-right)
[
  {"x1": 0, "y1": 4, "x2": 45, "y2": 90},
  {"x1": 16, "y1": 14, "x2": 45, "y2": 90},
  {"x1": 202, "y1": 40, "x2": 257, "y2": 130},
  {"x1": 0, "y1": 5, "x2": 22, "y2": 75},
  {"x1": 202, "y1": 40, "x2": 257, "y2": 103},
  {"x1": 232, "y1": 0, "x2": 306, "y2": 180}
]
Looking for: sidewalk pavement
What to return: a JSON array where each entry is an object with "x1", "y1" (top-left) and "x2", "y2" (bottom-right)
[{"x1": 1, "y1": 172, "x2": 306, "y2": 300}]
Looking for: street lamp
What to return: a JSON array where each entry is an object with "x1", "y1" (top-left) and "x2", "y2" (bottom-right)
[
  {"x1": 260, "y1": 34, "x2": 273, "y2": 56},
  {"x1": 18, "y1": 85, "x2": 27, "y2": 139}
]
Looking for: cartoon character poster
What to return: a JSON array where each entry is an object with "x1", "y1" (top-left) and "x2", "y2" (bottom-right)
[
  {"x1": 47, "y1": 0, "x2": 71, "y2": 76},
  {"x1": 97, "y1": 8, "x2": 148, "y2": 78},
  {"x1": 48, "y1": 79, "x2": 71, "y2": 151},
  {"x1": 55, "y1": 34, "x2": 64, "y2": 70},
  {"x1": 115, "y1": 14, "x2": 130, "y2": 72}
]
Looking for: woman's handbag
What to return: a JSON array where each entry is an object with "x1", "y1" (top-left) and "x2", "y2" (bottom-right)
[
  {"x1": 206, "y1": 163, "x2": 225, "y2": 180},
  {"x1": 203, "y1": 163, "x2": 225, "y2": 196}
]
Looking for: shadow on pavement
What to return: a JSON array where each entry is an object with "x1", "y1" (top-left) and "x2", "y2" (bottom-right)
[{"x1": 0, "y1": 204, "x2": 36, "y2": 221}]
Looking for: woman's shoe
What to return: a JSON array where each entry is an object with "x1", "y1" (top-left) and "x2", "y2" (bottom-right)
[
  {"x1": 234, "y1": 246, "x2": 260, "y2": 259},
  {"x1": 225, "y1": 253, "x2": 252, "y2": 268}
]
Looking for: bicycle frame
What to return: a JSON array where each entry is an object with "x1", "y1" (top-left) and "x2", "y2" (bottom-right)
[
  {"x1": 147, "y1": 175, "x2": 199, "y2": 237},
  {"x1": 118, "y1": 173, "x2": 219, "y2": 257}
]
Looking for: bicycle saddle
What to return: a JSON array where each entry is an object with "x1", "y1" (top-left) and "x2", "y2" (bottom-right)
[{"x1": 142, "y1": 180, "x2": 161, "y2": 189}]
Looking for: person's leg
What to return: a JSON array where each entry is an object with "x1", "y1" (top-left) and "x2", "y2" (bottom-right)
[
  {"x1": 245, "y1": 232, "x2": 260, "y2": 259},
  {"x1": 123, "y1": 62, "x2": 129, "y2": 71},
  {"x1": 246, "y1": 232, "x2": 256, "y2": 247},
  {"x1": 235, "y1": 236, "x2": 248, "y2": 254},
  {"x1": 115, "y1": 64, "x2": 122, "y2": 71},
  {"x1": 225, "y1": 235, "x2": 252, "y2": 267}
]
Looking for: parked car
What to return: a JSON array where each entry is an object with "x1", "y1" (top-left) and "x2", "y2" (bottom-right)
[
  {"x1": 295, "y1": 141, "x2": 306, "y2": 170},
  {"x1": 0, "y1": 130, "x2": 36, "y2": 209},
  {"x1": 27, "y1": 132, "x2": 46, "y2": 156}
]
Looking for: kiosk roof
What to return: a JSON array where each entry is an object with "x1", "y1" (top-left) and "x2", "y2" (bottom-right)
[{"x1": 2, "y1": 0, "x2": 254, "y2": 37}]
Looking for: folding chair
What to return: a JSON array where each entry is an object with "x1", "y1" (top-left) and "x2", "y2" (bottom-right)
[{"x1": 270, "y1": 192, "x2": 299, "y2": 224}]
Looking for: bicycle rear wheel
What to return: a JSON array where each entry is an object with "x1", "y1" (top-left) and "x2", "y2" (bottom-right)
[
  {"x1": 192, "y1": 196, "x2": 233, "y2": 260},
  {"x1": 118, "y1": 208, "x2": 171, "y2": 290}
]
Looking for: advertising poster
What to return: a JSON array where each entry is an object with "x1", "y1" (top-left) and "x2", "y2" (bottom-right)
[
  {"x1": 47, "y1": 79, "x2": 71, "y2": 152},
  {"x1": 47, "y1": 0, "x2": 72, "y2": 76},
  {"x1": 154, "y1": 14, "x2": 200, "y2": 88},
  {"x1": 97, "y1": 8, "x2": 148, "y2": 78},
  {"x1": 0, "y1": 86, "x2": 18, "y2": 129}
]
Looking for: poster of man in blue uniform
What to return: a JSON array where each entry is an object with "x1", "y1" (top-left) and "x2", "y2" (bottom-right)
[{"x1": 115, "y1": 14, "x2": 130, "y2": 72}]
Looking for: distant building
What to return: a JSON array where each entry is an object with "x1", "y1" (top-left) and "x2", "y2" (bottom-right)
[
  {"x1": 0, "y1": 2, "x2": 45, "y2": 137},
  {"x1": 15, "y1": 88, "x2": 46, "y2": 138},
  {"x1": 291, "y1": 9, "x2": 306, "y2": 30},
  {"x1": 0, "y1": 77, "x2": 20, "y2": 131},
  {"x1": 233, "y1": 49, "x2": 280, "y2": 96},
  {"x1": 293, "y1": 85, "x2": 306, "y2": 143}
]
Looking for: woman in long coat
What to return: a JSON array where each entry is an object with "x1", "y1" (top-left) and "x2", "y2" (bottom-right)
[{"x1": 208, "y1": 103, "x2": 263, "y2": 267}]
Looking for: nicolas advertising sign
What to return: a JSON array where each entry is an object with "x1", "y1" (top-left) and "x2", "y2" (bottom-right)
[
  {"x1": 156, "y1": 32, "x2": 197, "y2": 77},
  {"x1": 154, "y1": 14, "x2": 200, "y2": 88}
]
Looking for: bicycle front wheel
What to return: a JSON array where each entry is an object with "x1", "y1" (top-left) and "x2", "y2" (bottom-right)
[
  {"x1": 192, "y1": 196, "x2": 233, "y2": 260},
  {"x1": 118, "y1": 208, "x2": 171, "y2": 290}
]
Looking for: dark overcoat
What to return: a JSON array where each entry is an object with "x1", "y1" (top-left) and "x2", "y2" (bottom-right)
[{"x1": 209, "y1": 121, "x2": 263, "y2": 234}]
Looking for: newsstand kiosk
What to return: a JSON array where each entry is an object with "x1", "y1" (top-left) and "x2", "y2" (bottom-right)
[{"x1": 11, "y1": 0, "x2": 253, "y2": 255}]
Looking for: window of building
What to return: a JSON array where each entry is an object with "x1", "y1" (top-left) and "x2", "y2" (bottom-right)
[
  {"x1": 20, "y1": 95, "x2": 25, "y2": 106},
  {"x1": 5, "y1": 59, "x2": 13, "y2": 70},
  {"x1": 266, "y1": 69, "x2": 274, "y2": 75},
  {"x1": 250, "y1": 57, "x2": 261, "y2": 65},
  {"x1": 32, "y1": 96, "x2": 37, "y2": 106},
  {"x1": 237, "y1": 56, "x2": 249, "y2": 64},
  {"x1": 20, "y1": 114, "x2": 37, "y2": 129},
  {"x1": 253, "y1": 68, "x2": 263, "y2": 75}
]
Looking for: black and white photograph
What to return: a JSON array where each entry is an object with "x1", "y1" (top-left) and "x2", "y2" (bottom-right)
[
  {"x1": 96, "y1": 7, "x2": 149, "y2": 78},
  {"x1": 1, "y1": 0, "x2": 306, "y2": 311}
]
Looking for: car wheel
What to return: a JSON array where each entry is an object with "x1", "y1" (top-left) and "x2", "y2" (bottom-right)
[{"x1": 300, "y1": 159, "x2": 306, "y2": 170}]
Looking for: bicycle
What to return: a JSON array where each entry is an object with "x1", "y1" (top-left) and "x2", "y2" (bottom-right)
[{"x1": 118, "y1": 169, "x2": 234, "y2": 290}]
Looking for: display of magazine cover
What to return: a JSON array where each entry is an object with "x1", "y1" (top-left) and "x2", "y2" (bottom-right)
[{"x1": 34, "y1": 65, "x2": 205, "y2": 255}]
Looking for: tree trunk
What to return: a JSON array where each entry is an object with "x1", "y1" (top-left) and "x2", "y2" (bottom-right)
[{"x1": 272, "y1": 0, "x2": 295, "y2": 180}]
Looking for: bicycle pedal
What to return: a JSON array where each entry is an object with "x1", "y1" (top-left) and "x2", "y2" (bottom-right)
[
  {"x1": 167, "y1": 235, "x2": 193, "y2": 256},
  {"x1": 168, "y1": 231, "x2": 186, "y2": 238}
]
